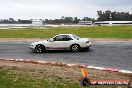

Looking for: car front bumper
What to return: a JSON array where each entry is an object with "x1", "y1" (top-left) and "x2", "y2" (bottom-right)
[{"x1": 81, "y1": 42, "x2": 92, "y2": 49}]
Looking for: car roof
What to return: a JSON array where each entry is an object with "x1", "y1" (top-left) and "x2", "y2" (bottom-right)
[{"x1": 58, "y1": 34, "x2": 73, "y2": 36}]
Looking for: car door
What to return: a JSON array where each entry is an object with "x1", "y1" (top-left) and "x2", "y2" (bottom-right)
[
  {"x1": 63, "y1": 35, "x2": 73, "y2": 48},
  {"x1": 48, "y1": 35, "x2": 67, "y2": 50}
]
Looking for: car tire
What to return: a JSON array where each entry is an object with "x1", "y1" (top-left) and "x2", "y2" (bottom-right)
[
  {"x1": 70, "y1": 44, "x2": 80, "y2": 52},
  {"x1": 34, "y1": 44, "x2": 45, "y2": 53}
]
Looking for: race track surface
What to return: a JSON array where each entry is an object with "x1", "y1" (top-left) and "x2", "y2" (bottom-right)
[{"x1": 0, "y1": 41, "x2": 132, "y2": 71}]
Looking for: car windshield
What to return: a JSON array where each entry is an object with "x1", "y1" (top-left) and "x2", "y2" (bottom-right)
[
  {"x1": 72, "y1": 34, "x2": 81, "y2": 40},
  {"x1": 47, "y1": 38, "x2": 53, "y2": 41}
]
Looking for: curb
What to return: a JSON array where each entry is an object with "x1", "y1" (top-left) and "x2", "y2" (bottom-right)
[
  {"x1": 1, "y1": 58, "x2": 132, "y2": 74},
  {"x1": 87, "y1": 66, "x2": 132, "y2": 74}
]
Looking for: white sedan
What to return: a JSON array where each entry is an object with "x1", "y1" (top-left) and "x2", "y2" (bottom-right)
[{"x1": 29, "y1": 34, "x2": 91, "y2": 53}]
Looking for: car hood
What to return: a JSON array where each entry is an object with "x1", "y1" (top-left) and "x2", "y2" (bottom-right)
[
  {"x1": 80, "y1": 38, "x2": 90, "y2": 41},
  {"x1": 30, "y1": 40, "x2": 48, "y2": 45}
]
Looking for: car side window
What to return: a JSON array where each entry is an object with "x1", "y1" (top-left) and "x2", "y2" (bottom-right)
[
  {"x1": 65, "y1": 35, "x2": 72, "y2": 41},
  {"x1": 54, "y1": 35, "x2": 72, "y2": 41},
  {"x1": 54, "y1": 35, "x2": 63, "y2": 41}
]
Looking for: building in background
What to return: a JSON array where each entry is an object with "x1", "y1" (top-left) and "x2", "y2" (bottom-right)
[
  {"x1": 78, "y1": 21, "x2": 93, "y2": 25},
  {"x1": 31, "y1": 19, "x2": 43, "y2": 26},
  {"x1": 95, "y1": 21, "x2": 132, "y2": 26}
]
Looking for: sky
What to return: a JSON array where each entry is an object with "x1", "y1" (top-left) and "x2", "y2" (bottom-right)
[{"x1": 0, "y1": 0, "x2": 132, "y2": 20}]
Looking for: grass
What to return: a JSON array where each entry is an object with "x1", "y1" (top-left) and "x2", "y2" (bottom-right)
[
  {"x1": 0, "y1": 26, "x2": 132, "y2": 38},
  {"x1": 0, "y1": 67, "x2": 79, "y2": 88},
  {"x1": 0, "y1": 62, "x2": 130, "y2": 88}
]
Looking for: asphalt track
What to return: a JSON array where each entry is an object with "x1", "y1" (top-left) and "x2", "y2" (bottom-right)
[{"x1": 0, "y1": 41, "x2": 132, "y2": 71}]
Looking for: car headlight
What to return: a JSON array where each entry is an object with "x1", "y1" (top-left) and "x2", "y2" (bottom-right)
[{"x1": 29, "y1": 44, "x2": 33, "y2": 46}]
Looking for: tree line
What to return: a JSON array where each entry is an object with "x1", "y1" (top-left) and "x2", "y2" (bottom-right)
[
  {"x1": 97, "y1": 10, "x2": 132, "y2": 21},
  {"x1": 45, "y1": 16, "x2": 95, "y2": 24},
  {"x1": 0, "y1": 10, "x2": 132, "y2": 24},
  {"x1": 0, "y1": 17, "x2": 95, "y2": 24},
  {"x1": 0, "y1": 18, "x2": 32, "y2": 24}
]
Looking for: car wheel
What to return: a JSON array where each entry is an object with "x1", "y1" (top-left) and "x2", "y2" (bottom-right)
[
  {"x1": 35, "y1": 44, "x2": 45, "y2": 53},
  {"x1": 70, "y1": 44, "x2": 80, "y2": 52}
]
